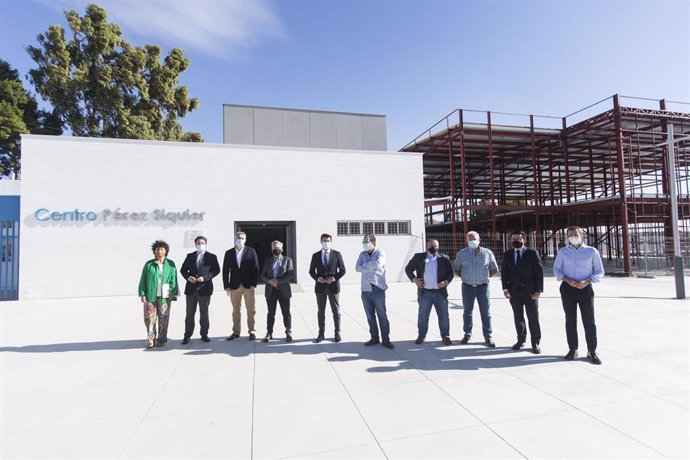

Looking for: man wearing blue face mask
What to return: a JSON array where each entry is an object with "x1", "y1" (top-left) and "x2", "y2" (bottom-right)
[
  {"x1": 453, "y1": 231, "x2": 498, "y2": 347},
  {"x1": 356, "y1": 234, "x2": 394, "y2": 349},
  {"x1": 309, "y1": 233, "x2": 346, "y2": 343},
  {"x1": 180, "y1": 236, "x2": 221, "y2": 344},
  {"x1": 222, "y1": 231, "x2": 260, "y2": 341}
]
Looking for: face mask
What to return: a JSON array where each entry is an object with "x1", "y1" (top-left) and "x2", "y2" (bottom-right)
[
  {"x1": 363, "y1": 242, "x2": 373, "y2": 251},
  {"x1": 468, "y1": 240, "x2": 479, "y2": 249},
  {"x1": 321, "y1": 242, "x2": 331, "y2": 250},
  {"x1": 272, "y1": 248, "x2": 282, "y2": 256},
  {"x1": 235, "y1": 239, "x2": 245, "y2": 248},
  {"x1": 195, "y1": 244, "x2": 206, "y2": 254},
  {"x1": 511, "y1": 241, "x2": 523, "y2": 249},
  {"x1": 568, "y1": 236, "x2": 582, "y2": 246},
  {"x1": 428, "y1": 246, "x2": 438, "y2": 254}
]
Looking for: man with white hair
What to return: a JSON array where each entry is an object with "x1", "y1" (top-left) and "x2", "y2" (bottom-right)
[{"x1": 453, "y1": 231, "x2": 498, "y2": 347}]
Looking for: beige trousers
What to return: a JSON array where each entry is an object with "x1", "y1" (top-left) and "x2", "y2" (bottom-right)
[{"x1": 229, "y1": 286, "x2": 256, "y2": 334}]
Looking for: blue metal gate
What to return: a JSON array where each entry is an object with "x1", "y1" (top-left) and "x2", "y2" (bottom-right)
[{"x1": 0, "y1": 221, "x2": 19, "y2": 300}]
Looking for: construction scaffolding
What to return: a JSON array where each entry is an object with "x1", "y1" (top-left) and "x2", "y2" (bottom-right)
[{"x1": 401, "y1": 95, "x2": 690, "y2": 275}]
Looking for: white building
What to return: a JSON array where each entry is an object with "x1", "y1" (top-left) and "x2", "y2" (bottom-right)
[{"x1": 18, "y1": 134, "x2": 424, "y2": 300}]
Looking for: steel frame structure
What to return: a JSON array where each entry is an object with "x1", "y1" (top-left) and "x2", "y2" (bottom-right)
[{"x1": 401, "y1": 95, "x2": 690, "y2": 274}]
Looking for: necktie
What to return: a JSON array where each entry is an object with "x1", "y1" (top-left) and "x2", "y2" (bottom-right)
[
  {"x1": 515, "y1": 250, "x2": 521, "y2": 268},
  {"x1": 196, "y1": 253, "x2": 203, "y2": 270},
  {"x1": 322, "y1": 250, "x2": 329, "y2": 267}
]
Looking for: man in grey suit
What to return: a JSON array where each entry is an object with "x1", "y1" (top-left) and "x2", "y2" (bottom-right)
[{"x1": 260, "y1": 240, "x2": 295, "y2": 342}]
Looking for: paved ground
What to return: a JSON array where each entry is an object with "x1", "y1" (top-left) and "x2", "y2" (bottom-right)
[{"x1": 1, "y1": 276, "x2": 688, "y2": 459}]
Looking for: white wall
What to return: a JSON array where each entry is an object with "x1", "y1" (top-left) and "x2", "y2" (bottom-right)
[
  {"x1": 0, "y1": 179, "x2": 21, "y2": 196},
  {"x1": 19, "y1": 135, "x2": 424, "y2": 300}
]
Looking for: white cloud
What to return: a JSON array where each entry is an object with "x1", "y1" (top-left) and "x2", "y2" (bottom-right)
[{"x1": 33, "y1": 0, "x2": 285, "y2": 58}]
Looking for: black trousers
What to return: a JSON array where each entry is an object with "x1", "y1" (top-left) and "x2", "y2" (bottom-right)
[
  {"x1": 185, "y1": 291, "x2": 211, "y2": 339},
  {"x1": 509, "y1": 288, "x2": 541, "y2": 345},
  {"x1": 266, "y1": 291, "x2": 291, "y2": 334},
  {"x1": 559, "y1": 282, "x2": 597, "y2": 352},
  {"x1": 316, "y1": 292, "x2": 341, "y2": 335}
]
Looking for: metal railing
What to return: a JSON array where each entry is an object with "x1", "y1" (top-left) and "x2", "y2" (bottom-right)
[{"x1": 0, "y1": 221, "x2": 19, "y2": 300}]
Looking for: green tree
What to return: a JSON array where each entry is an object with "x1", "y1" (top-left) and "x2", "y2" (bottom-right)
[
  {"x1": 26, "y1": 4, "x2": 201, "y2": 142},
  {"x1": 0, "y1": 59, "x2": 62, "y2": 177}
]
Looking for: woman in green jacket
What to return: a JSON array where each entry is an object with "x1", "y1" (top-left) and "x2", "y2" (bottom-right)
[{"x1": 138, "y1": 240, "x2": 179, "y2": 348}]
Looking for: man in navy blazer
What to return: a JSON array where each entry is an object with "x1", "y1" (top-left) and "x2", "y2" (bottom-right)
[
  {"x1": 405, "y1": 239, "x2": 455, "y2": 345},
  {"x1": 259, "y1": 240, "x2": 295, "y2": 343},
  {"x1": 309, "y1": 233, "x2": 346, "y2": 343},
  {"x1": 222, "y1": 231, "x2": 260, "y2": 341},
  {"x1": 180, "y1": 236, "x2": 221, "y2": 344},
  {"x1": 501, "y1": 230, "x2": 544, "y2": 354}
]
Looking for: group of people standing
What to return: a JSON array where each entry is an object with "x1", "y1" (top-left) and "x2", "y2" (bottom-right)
[{"x1": 137, "y1": 226, "x2": 604, "y2": 364}]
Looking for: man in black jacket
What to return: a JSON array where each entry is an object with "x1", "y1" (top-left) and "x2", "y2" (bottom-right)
[
  {"x1": 222, "y1": 231, "x2": 260, "y2": 341},
  {"x1": 180, "y1": 236, "x2": 221, "y2": 344},
  {"x1": 501, "y1": 230, "x2": 544, "y2": 354},
  {"x1": 308, "y1": 233, "x2": 346, "y2": 343},
  {"x1": 405, "y1": 239, "x2": 455, "y2": 345},
  {"x1": 260, "y1": 240, "x2": 295, "y2": 343}
]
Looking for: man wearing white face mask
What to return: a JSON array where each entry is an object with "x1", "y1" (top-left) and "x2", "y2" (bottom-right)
[
  {"x1": 554, "y1": 226, "x2": 605, "y2": 365},
  {"x1": 222, "y1": 231, "x2": 260, "y2": 340},
  {"x1": 453, "y1": 231, "x2": 498, "y2": 347},
  {"x1": 309, "y1": 233, "x2": 346, "y2": 343},
  {"x1": 356, "y1": 234, "x2": 394, "y2": 349},
  {"x1": 180, "y1": 236, "x2": 220, "y2": 344}
]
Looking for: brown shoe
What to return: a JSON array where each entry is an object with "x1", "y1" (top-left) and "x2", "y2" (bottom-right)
[
  {"x1": 415, "y1": 336, "x2": 425, "y2": 345},
  {"x1": 442, "y1": 336, "x2": 453, "y2": 346}
]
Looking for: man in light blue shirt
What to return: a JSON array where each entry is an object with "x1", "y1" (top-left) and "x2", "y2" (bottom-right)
[
  {"x1": 453, "y1": 231, "x2": 498, "y2": 347},
  {"x1": 355, "y1": 234, "x2": 394, "y2": 349},
  {"x1": 553, "y1": 225, "x2": 605, "y2": 365}
]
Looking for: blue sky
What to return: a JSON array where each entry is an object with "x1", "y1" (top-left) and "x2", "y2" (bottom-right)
[{"x1": 1, "y1": 0, "x2": 688, "y2": 149}]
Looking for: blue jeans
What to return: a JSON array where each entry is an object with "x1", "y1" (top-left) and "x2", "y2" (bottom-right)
[
  {"x1": 361, "y1": 285, "x2": 390, "y2": 341},
  {"x1": 461, "y1": 283, "x2": 492, "y2": 340},
  {"x1": 417, "y1": 289, "x2": 450, "y2": 337}
]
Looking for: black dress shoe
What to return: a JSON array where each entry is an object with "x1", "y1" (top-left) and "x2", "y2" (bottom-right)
[
  {"x1": 459, "y1": 336, "x2": 470, "y2": 345},
  {"x1": 511, "y1": 341, "x2": 525, "y2": 350},
  {"x1": 248, "y1": 333, "x2": 256, "y2": 341},
  {"x1": 415, "y1": 336, "x2": 425, "y2": 345},
  {"x1": 442, "y1": 336, "x2": 453, "y2": 346},
  {"x1": 334, "y1": 333, "x2": 341, "y2": 343},
  {"x1": 226, "y1": 333, "x2": 240, "y2": 341},
  {"x1": 314, "y1": 335, "x2": 324, "y2": 343},
  {"x1": 485, "y1": 339, "x2": 496, "y2": 348},
  {"x1": 285, "y1": 332, "x2": 292, "y2": 343},
  {"x1": 262, "y1": 333, "x2": 272, "y2": 343},
  {"x1": 364, "y1": 338, "x2": 380, "y2": 346},
  {"x1": 382, "y1": 340, "x2": 394, "y2": 349},
  {"x1": 587, "y1": 351, "x2": 602, "y2": 365},
  {"x1": 181, "y1": 338, "x2": 190, "y2": 345},
  {"x1": 532, "y1": 343, "x2": 541, "y2": 354},
  {"x1": 564, "y1": 349, "x2": 578, "y2": 360},
  {"x1": 201, "y1": 336, "x2": 210, "y2": 342}
]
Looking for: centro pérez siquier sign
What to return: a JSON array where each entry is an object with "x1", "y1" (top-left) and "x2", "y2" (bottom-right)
[{"x1": 33, "y1": 208, "x2": 205, "y2": 223}]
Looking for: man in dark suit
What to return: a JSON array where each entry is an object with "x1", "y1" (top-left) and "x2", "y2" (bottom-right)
[
  {"x1": 501, "y1": 230, "x2": 544, "y2": 354},
  {"x1": 260, "y1": 240, "x2": 295, "y2": 343},
  {"x1": 405, "y1": 239, "x2": 455, "y2": 345},
  {"x1": 308, "y1": 233, "x2": 346, "y2": 343},
  {"x1": 222, "y1": 231, "x2": 260, "y2": 340},
  {"x1": 180, "y1": 236, "x2": 221, "y2": 344}
]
